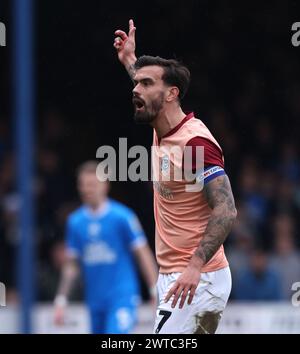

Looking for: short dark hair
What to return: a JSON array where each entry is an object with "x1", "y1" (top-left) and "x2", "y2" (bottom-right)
[
  {"x1": 77, "y1": 160, "x2": 98, "y2": 177},
  {"x1": 134, "y1": 55, "x2": 190, "y2": 101},
  {"x1": 77, "y1": 161, "x2": 111, "y2": 182}
]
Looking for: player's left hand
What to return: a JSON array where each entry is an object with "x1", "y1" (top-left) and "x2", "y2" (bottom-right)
[
  {"x1": 164, "y1": 262, "x2": 202, "y2": 309},
  {"x1": 114, "y1": 19, "x2": 136, "y2": 65}
]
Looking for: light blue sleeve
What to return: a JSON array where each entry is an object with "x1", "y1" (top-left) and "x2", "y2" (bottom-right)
[{"x1": 122, "y1": 211, "x2": 147, "y2": 250}]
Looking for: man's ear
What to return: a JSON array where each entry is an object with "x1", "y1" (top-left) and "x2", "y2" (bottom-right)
[{"x1": 166, "y1": 86, "x2": 180, "y2": 102}]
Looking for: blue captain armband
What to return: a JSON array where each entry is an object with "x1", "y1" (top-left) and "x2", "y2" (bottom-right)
[{"x1": 196, "y1": 166, "x2": 226, "y2": 185}]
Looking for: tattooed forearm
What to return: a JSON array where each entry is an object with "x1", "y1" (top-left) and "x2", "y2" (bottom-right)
[
  {"x1": 126, "y1": 63, "x2": 136, "y2": 81},
  {"x1": 194, "y1": 175, "x2": 237, "y2": 264},
  {"x1": 195, "y1": 212, "x2": 236, "y2": 264}
]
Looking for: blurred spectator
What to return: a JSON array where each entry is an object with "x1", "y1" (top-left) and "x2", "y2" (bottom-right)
[
  {"x1": 238, "y1": 161, "x2": 269, "y2": 227},
  {"x1": 38, "y1": 109, "x2": 69, "y2": 157},
  {"x1": 269, "y1": 178, "x2": 300, "y2": 223},
  {"x1": 233, "y1": 249, "x2": 282, "y2": 301},
  {"x1": 278, "y1": 142, "x2": 300, "y2": 183},
  {"x1": 0, "y1": 153, "x2": 18, "y2": 300},
  {"x1": 226, "y1": 202, "x2": 255, "y2": 282},
  {"x1": 37, "y1": 147, "x2": 71, "y2": 241},
  {"x1": 270, "y1": 214, "x2": 300, "y2": 300}
]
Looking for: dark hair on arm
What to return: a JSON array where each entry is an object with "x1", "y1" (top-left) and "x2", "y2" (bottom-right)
[{"x1": 134, "y1": 55, "x2": 190, "y2": 101}]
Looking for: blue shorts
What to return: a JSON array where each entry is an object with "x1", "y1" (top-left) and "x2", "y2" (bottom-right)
[{"x1": 89, "y1": 301, "x2": 137, "y2": 334}]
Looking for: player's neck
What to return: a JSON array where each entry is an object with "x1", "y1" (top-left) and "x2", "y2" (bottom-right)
[
  {"x1": 152, "y1": 105, "x2": 186, "y2": 139},
  {"x1": 87, "y1": 198, "x2": 108, "y2": 213}
]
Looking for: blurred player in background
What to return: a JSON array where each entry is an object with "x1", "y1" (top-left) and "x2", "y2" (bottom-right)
[
  {"x1": 113, "y1": 20, "x2": 237, "y2": 334},
  {"x1": 53, "y1": 161, "x2": 157, "y2": 334}
]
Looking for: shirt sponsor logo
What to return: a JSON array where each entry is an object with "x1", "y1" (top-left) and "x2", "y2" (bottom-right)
[
  {"x1": 83, "y1": 242, "x2": 117, "y2": 264},
  {"x1": 153, "y1": 181, "x2": 174, "y2": 200}
]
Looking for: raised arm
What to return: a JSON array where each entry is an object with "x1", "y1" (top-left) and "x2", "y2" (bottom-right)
[{"x1": 114, "y1": 19, "x2": 137, "y2": 80}]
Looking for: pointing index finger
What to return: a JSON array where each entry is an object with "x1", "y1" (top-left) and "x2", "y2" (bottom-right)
[
  {"x1": 129, "y1": 19, "x2": 136, "y2": 39},
  {"x1": 129, "y1": 19, "x2": 135, "y2": 31}
]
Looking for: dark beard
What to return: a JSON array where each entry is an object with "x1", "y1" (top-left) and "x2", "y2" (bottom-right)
[{"x1": 133, "y1": 92, "x2": 164, "y2": 124}]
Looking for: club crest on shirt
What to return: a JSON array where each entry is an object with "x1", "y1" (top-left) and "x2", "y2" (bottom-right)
[
  {"x1": 88, "y1": 223, "x2": 101, "y2": 238},
  {"x1": 161, "y1": 155, "x2": 170, "y2": 174}
]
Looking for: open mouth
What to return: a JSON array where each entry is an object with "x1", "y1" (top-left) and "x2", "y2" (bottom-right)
[{"x1": 133, "y1": 98, "x2": 145, "y2": 110}]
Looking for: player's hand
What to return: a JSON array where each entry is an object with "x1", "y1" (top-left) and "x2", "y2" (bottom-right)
[
  {"x1": 114, "y1": 19, "x2": 136, "y2": 66},
  {"x1": 53, "y1": 305, "x2": 66, "y2": 326},
  {"x1": 164, "y1": 263, "x2": 202, "y2": 309}
]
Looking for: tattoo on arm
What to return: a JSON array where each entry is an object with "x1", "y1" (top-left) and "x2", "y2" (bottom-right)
[
  {"x1": 126, "y1": 64, "x2": 136, "y2": 81},
  {"x1": 195, "y1": 175, "x2": 237, "y2": 264}
]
